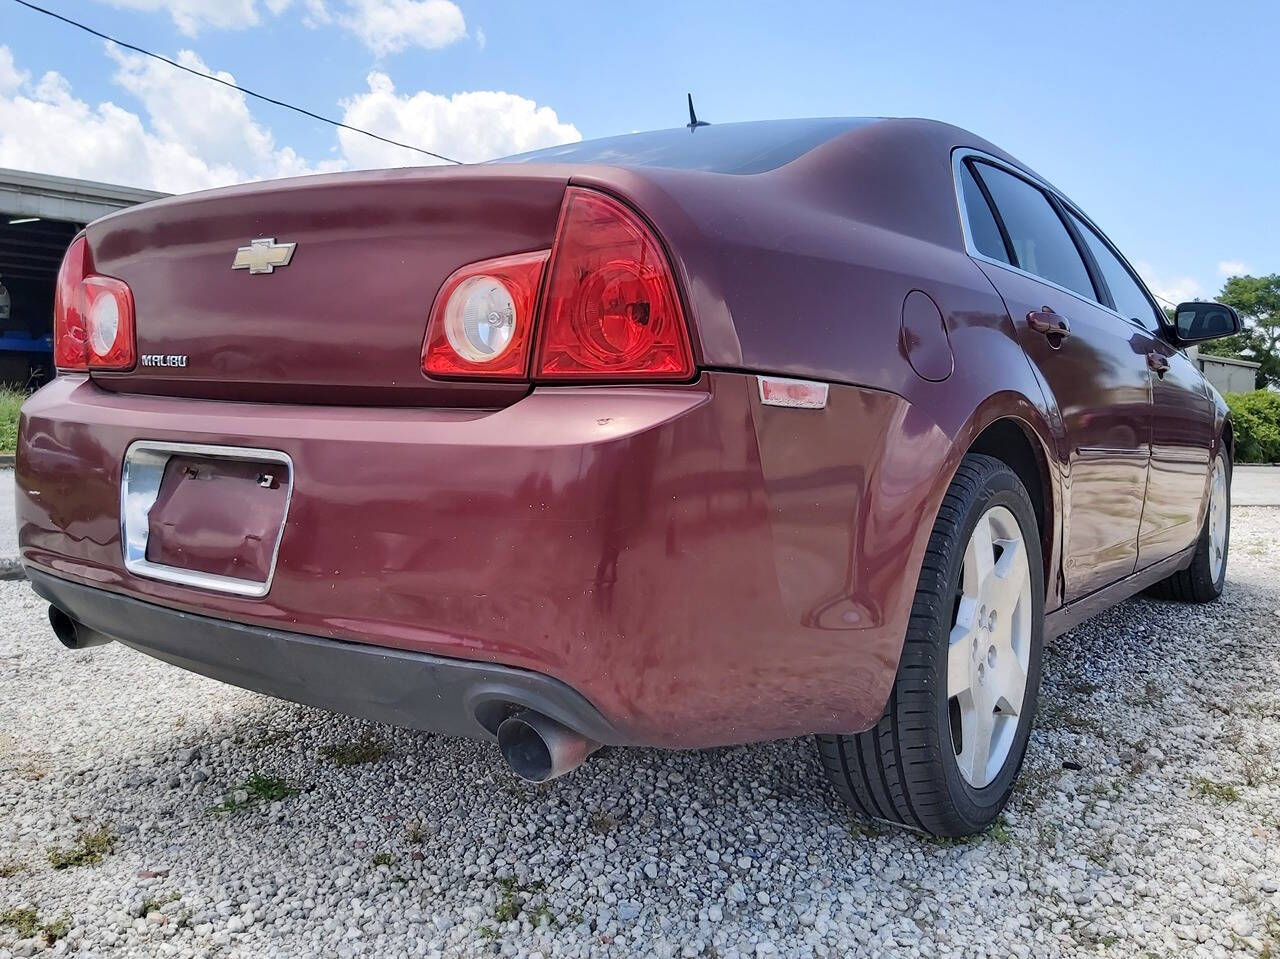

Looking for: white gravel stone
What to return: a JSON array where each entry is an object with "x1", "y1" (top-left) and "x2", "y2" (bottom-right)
[{"x1": 2, "y1": 508, "x2": 1280, "y2": 957}]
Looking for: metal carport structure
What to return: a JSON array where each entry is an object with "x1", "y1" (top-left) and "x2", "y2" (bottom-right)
[{"x1": 0, "y1": 169, "x2": 166, "y2": 385}]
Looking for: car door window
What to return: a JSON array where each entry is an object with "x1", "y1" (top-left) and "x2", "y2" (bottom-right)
[
  {"x1": 958, "y1": 164, "x2": 1011, "y2": 265},
  {"x1": 1068, "y1": 213, "x2": 1163, "y2": 332},
  {"x1": 972, "y1": 162, "x2": 1096, "y2": 300}
]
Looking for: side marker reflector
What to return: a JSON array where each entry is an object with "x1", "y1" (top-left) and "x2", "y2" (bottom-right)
[{"x1": 757, "y1": 376, "x2": 829, "y2": 410}]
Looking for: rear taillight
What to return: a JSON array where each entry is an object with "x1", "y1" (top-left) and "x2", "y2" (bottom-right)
[
  {"x1": 82, "y1": 276, "x2": 136, "y2": 370},
  {"x1": 537, "y1": 188, "x2": 693, "y2": 380},
  {"x1": 422, "y1": 252, "x2": 548, "y2": 379},
  {"x1": 53, "y1": 235, "x2": 137, "y2": 372},
  {"x1": 421, "y1": 187, "x2": 694, "y2": 383},
  {"x1": 53, "y1": 236, "x2": 90, "y2": 371}
]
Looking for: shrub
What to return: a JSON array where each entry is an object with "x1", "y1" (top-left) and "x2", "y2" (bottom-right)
[
  {"x1": 1225, "y1": 390, "x2": 1280, "y2": 463},
  {"x1": 0, "y1": 387, "x2": 25, "y2": 454}
]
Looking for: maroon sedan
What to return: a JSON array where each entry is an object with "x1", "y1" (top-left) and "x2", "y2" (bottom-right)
[{"x1": 18, "y1": 118, "x2": 1240, "y2": 836}]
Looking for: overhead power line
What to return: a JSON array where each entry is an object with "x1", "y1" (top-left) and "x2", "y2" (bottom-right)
[{"x1": 9, "y1": 0, "x2": 464, "y2": 165}]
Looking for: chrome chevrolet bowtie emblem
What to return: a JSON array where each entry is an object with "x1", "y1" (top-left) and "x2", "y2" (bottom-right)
[{"x1": 232, "y1": 238, "x2": 296, "y2": 274}]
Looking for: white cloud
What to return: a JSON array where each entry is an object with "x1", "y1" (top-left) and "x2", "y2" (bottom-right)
[
  {"x1": 0, "y1": 44, "x2": 334, "y2": 193},
  {"x1": 94, "y1": 0, "x2": 273, "y2": 36},
  {"x1": 1133, "y1": 261, "x2": 1206, "y2": 308},
  {"x1": 0, "y1": 44, "x2": 579, "y2": 194},
  {"x1": 107, "y1": 46, "x2": 334, "y2": 181},
  {"x1": 91, "y1": 0, "x2": 466, "y2": 53},
  {"x1": 1217, "y1": 260, "x2": 1250, "y2": 278},
  {"x1": 338, "y1": 72, "x2": 580, "y2": 167},
  {"x1": 0, "y1": 46, "x2": 27, "y2": 94},
  {"x1": 474, "y1": 27, "x2": 486, "y2": 49},
  {"x1": 338, "y1": 0, "x2": 466, "y2": 55}
]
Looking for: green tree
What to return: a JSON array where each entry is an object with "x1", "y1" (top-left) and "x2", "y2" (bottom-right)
[{"x1": 1197, "y1": 273, "x2": 1280, "y2": 389}]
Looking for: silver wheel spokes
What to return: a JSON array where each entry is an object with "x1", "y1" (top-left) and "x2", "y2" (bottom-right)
[
  {"x1": 1208, "y1": 458, "x2": 1228, "y2": 583},
  {"x1": 947, "y1": 505, "x2": 1033, "y2": 789}
]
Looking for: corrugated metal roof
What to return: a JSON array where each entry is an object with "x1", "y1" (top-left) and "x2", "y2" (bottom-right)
[{"x1": 0, "y1": 168, "x2": 168, "y2": 225}]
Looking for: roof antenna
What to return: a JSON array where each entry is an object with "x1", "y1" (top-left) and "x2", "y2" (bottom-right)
[{"x1": 686, "y1": 93, "x2": 710, "y2": 131}]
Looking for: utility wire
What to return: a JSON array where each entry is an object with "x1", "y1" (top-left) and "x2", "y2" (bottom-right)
[{"x1": 9, "y1": 0, "x2": 464, "y2": 164}]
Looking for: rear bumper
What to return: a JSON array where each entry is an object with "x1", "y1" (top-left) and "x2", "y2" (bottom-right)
[
  {"x1": 29, "y1": 567, "x2": 622, "y2": 744},
  {"x1": 18, "y1": 372, "x2": 947, "y2": 747}
]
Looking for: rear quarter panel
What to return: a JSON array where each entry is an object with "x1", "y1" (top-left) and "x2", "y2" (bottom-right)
[{"x1": 573, "y1": 134, "x2": 1065, "y2": 616}]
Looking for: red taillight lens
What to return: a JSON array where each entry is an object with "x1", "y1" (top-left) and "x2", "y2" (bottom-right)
[
  {"x1": 536, "y1": 188, "x2": 693, "y2": 380},
  {"x1": 420, "y1": 188, "x2": 695, "y2": 383},
  {"x1": 53, "y1": 235, "x2": 90, "y2": 371},
  {"x1": 82, "y1": 276, "x2": 136, "y2": 370},
  {"x1": 422, "y1": 251, "x2": 548, "y2": 379},
  {"x1": 53, "y1": 236, "x2": 136, "y2": 372}
]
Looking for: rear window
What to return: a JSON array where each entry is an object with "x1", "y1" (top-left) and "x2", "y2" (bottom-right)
[
  {"x1": 972, "y1": 162, "x2": 1096, "y2": 300},
  {"x1": 958, "y1": 163, "x2": 1011, "y2": 265},
  {"x1": 493, "y1": 118, "x2": 878, "y2": 175}
]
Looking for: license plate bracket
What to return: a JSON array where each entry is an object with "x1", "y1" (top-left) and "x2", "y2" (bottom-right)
[{"x1": 121, "y1": 442, "x2": 293, "y2": 597}]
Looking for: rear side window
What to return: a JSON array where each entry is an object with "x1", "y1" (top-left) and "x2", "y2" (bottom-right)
[
  {"x1": 972, "y1": 162, "x2": 1096, "y2": 300},
  {"x1": 958, "y1": 164, "x2": 1011, "y2": 264},
  {"x1": 1068, "y1": 213, "x2": 1162, "y2": 331}
]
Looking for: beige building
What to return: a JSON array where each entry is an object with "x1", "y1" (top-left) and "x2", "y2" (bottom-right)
[{"x1": 1184, "y1": 347, "x2": 1260, "y2": 395}]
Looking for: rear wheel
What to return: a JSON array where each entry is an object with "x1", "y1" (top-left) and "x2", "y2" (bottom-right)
[
  {"x1": 1147, "y1": 447, "x2": 1230, "y2": 603},
  {"x1": 816, "y1": 453, "x2": 1044, "y2": 836}
]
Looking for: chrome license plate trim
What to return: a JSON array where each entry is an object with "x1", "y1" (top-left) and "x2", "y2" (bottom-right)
[{"x1": 120, "y1": 440, "x2": 294, "y2": 598}]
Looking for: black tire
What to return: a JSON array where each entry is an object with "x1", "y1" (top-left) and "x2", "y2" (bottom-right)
[
  {"x1": 1146, "y1": 446, "x2": 1230, "y2": 604},
  {"x1": 815, "y1": 453, "x2": 1045, "y2": 837}
]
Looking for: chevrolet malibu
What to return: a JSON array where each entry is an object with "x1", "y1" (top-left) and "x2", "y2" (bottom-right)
[{"x1": 17, "y1": 118, "x2": 1240, "y2": 836}]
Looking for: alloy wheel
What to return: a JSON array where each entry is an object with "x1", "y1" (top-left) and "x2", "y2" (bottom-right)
[
  {"x1": 947, "y1": 505, "x2": 1033, "y2": 789},
  {"x1": 1208, "y1": 457, "x2": 1228, "y2": 584}
]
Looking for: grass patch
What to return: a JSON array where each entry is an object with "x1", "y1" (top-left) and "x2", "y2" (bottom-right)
[
  {"x1": 1192, "y1": 777, "x2": 1241, "y2": 802},
  {"x1": 319, "y1": 738, "x2": 388, "y2": 766},
  {"x1": 1245, "y1": 755, "x2": 1278, "y2": 788},
  {"x1": 494, "y1": 878, "x2": 520, "y2": 922},
  {"x1": 587, "y1": 811, "x2": 618, "y2": 835},
  {"x1": 1, "y1": 907, "x2": 70, "y2": 944},
  {"x1": 0, "y1": 907, "x2": 38, "y2": 939},
  {"x1": 0, "y1": 387, "x2": 25, "y2": 455},
  {"x1": 1129, "y1": 680, "x2": 1165, "y2": 707},
  {"x1": 208, "y1": 773, "x2": 299, "y2": 814},
  {"x1": 492, "y1": 877, "x2": 547, "y2": 924},
  {"x1": 846, "y1": 817, "x2": 886, "y2": 840},
  {"x1": 1084, "y1": 836, "x2": 1116, "y2": 867},
  {"x1": 47, "y1": 825, "x2": 116, "y2": 869},
  {"x1": 247, "y1": 730, "x2": 292, "y2": 749},
  {"x1": 139, "y1": 891, "x2": 180, "y2": 915},
  {"x1": 0, "y1": 859, "x2": 24, "y2": 878},
  {"x1": 371, "y1": 852, "x2": 394, "y2": 867},
  {"x1": 528, "y1": 903, "x2": 555, "y2": 927}
]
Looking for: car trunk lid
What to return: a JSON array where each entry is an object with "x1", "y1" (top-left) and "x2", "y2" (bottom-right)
[{"x1": 83, "y1": 167, "x2": 570, "y2": 406}]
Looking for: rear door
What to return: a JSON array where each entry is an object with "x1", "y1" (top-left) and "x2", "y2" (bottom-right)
[
  {"x1": 1066, "y1": 211, "x2": 1214, "y2": 566},
  {"x1": 957, "y1": 157, "x2": 1152, "y2": 601}
]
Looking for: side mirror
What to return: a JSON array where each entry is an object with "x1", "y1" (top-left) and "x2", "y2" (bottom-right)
[{"x1": 1172, "y1": 301, "x2": 1241, "y2": 343}]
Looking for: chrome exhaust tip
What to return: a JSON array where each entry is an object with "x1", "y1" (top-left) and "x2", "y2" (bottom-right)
[{"x1": 496, "y1": 710, "x2": 601, "y2": 783}]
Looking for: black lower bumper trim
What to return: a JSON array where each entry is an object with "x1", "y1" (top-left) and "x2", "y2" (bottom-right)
[{"x1": 27, "y1": 568, "x2": 623, "y2": 745}]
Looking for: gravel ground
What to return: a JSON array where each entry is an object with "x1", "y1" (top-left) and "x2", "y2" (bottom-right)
[{"x1": 2, "y1": 510, "x2": 1280, "y2": 958}]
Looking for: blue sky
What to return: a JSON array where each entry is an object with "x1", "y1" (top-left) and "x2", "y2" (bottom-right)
[{"x1": 1, "y1": 0, "x2": 1276, "y2": 303}]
